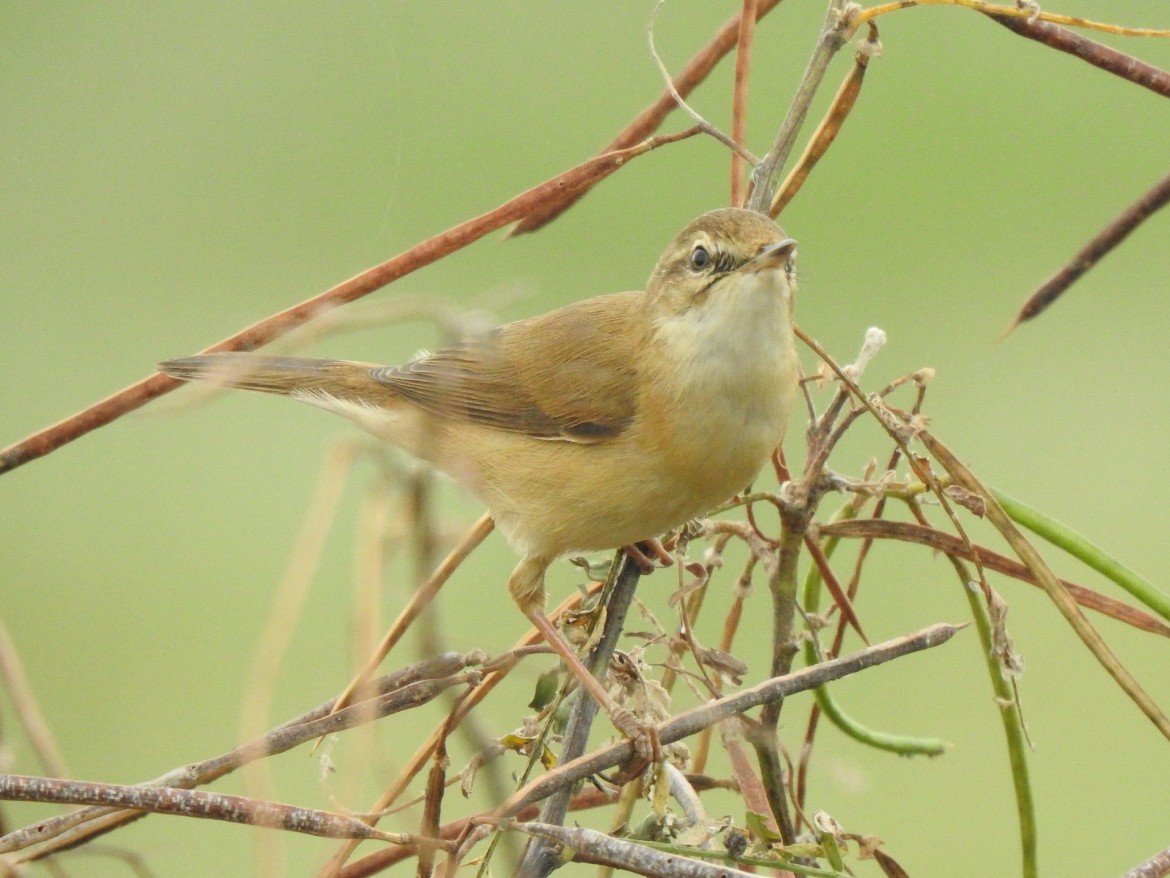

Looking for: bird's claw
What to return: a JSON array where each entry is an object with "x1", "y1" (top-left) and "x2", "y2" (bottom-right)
[{"x1": 622, "y1": 539, "x2": 674, "y2": 575}]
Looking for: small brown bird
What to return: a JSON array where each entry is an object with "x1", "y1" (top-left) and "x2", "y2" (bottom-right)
[{"x1": 161, "y1": 207, "x2": 800, "y2": 736}]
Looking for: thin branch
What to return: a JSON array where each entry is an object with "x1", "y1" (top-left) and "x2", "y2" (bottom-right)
[
  {"x1": 515, "y1": 822, "x2": 848, "y2": 878},
  {"x1": 921, "y1": 431, "x2": 1170, "y2": 743},
  {"x1": 336, "y1": 788, "x2": 618, "y2": 878},
  {"x1": 0, "y1": 618, "x2": 70, "y2": 781},
  {"x1": 322, "y1": 513, "x2": 495, "y2": 729},
  {"x1": 0, "y1": 775, "x2": 419, "y2": 845},
  {"x1": 854, "y1": 1, "x2": 1170, "y2": 38},
  {"x1": 1006, "y1": 167, "x2": 1170, "y2": 330},
  {"x1": 1122, "y1": 845, "x2": 1170, "y2": 878},
  {"x1": 802, "y1": 534, "x2": 867, "y2": 643},
  {"x1": 771, "y1": 23, "x2": 881, "y2": 217},
  {"x1": 511, "y1": 0, "x2": 784, "y2": 235},
  {"x1": 985, "y1": 11, "x2": 1170, "y2": 98},
  {"x1": 241, "y1": 441, "x2": 366, "y2": 776},
  {"x1": 515, "y1": 554, "x2": 644, "y2": 878},
  {"x1": 0, "y1": 654, "x2": 477, "y2": 857},
  {"x1": 0, "y1": 129, "x2": 699, "y2": 477},
  {"x1": 730, "y1": 0, "x2": 760, "y2": 206},
  {"x1": 313, "y1": 584, "x2": 606, "y2": 876},
  {"x1": 488, "y1": 623, "x2": 960, "y2": 823},
  {"x1": 817, "y1": 519, "x2": 1170, "y2": 637},
  {"x1": 745, "y1": 0, "x2": 853, "y2": 213},
  {"x1": 647, "y1": 1, "x2": 759, "y2": 166}
]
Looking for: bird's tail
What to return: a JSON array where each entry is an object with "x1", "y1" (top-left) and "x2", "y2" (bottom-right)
[{"x1": 160, "y1": 353, "x2": 392, "y2": 404}]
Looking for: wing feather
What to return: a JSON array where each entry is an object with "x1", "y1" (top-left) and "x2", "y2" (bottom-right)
[{"x1": 373, "y1": 291, "x2": 643, "y2": 443}]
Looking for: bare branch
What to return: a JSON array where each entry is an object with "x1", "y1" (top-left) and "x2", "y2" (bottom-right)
[
  {"x1": 771, "y1": 23, "x2": 881, "y2": 217},
  {"x1": 986, "y1": 11, "x2": 1170, "y2": 98},
  {"x1": 489, "y1": 623, "x2": 960, "y2": 823},
  {"x1": 647, "y1": 1, "x2": 759, "y2": 166},
  {"x1": 0, "y1": 618, "x2": 69, "y2": 780},
  {"x1": 511, "y1": 0, "x2": 785, "y2": 235},
  {"x1": 0, "y1": 654, "x2": 478, "y2": 857},
  {"x1": 730, "y1": 0, "x2": 760, "y2": 206},
  {"x1": 818, "y1": 518, "x2": 1170, "y2": 637},
  {"x1": 0, "y1": 775, "x2": 421, "y2": 845},
  {"x1": 745, "y1": 0, "x2": 854, "y2": 213}
]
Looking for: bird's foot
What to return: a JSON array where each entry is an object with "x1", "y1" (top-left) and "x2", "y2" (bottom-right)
[
  {"x1": 622, "y1": 539, "x2": 674, "y2": 574},
  {"x1": 607, "y1": 706, "x2": 661, "y2": 782}
]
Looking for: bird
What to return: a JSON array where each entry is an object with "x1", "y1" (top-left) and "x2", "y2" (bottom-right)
[{"x1": 161, "y1": 206, "x2": 800, "y2": 742}]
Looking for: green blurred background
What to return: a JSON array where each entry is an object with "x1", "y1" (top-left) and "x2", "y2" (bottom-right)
[{"x1": 3, "y1": 2, "x2": 1169, "y2": 875}]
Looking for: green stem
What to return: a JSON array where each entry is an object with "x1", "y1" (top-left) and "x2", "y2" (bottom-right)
[
  {"x1": 957, "y1": 567, "x2": 1038, "y2": 878},
  {"x1": 992, "y1": 487, "x2": 1170, "y2": 624},
  {"x1": 802, "y1": 504, "x2": 949, "y2": 756}
]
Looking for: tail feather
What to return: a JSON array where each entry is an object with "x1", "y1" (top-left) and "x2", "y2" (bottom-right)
[{"x1": 160, "y1": 353, "x2": 396, "y2": 404}]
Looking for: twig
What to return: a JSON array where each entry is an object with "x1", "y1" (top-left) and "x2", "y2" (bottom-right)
[
  {"x1": 240, "y1": 441, "x2": 367, "y2": 780},
  {"x1": 314, "y1": 584, "x2": 606, "y2": 876},
  {"x1": 516, "y1": 822, "x2": 820, "y2": 878},
  {"x1": 854, "y1": 1, "x2": 1170, "y2": 37},
  {"x1": 0, "y1": 775, "x2": 419, "y2": 845},
  {"x1": 818, "y1": 519, "x2": 1170, "y2": 637},
  {"x1": 336, "y1": 787, "x2": 618, "y2": 878},
  {"x1": 647, "y1": 1, "x2": 758, "y2": 166},
  {"x1": 0, "y1": 129, "x2": 699, "y2": 477},
  {"x1": 802, "y1": 534, "x2": 867, "y2": 643},
  {"x1": 0, "y1": 618, "x2": 70, "y2": 780},
  {"x1": 730, "y1": 0, "x2": 760, "y2": 206},
  {"x1": 921, "y1": 431, "x2": 1170, "y2": 743},
  {"x1": 985, "y1": 11, "x2": 1170, "y2": 98},
  {"x1": 1122, "y1": 844, "x2": 1170, "y2": 878},
  {"x1": 771, "y1": 23, "x2": 880, "y2": 217},
  {"x1": 321, "y1": 513, "x2": 495, "y2": 732},
  {"x1": 515, "y1": 554, "x2": 643, "y2": 878},
  {"x1": 511, "y1": 0, "x2": 784, "y2": 235},
  {"x1": 488, "y1": 623, "x2": 960, "y2": 823},
  {"x1": 745, "y1": 0, "x2": 853, "y2": 213},
  {"x1": 0, "y1": 654, "x2": 476, "y2": 857},
  {"x1": 1006, "y1": 168, "x2": 1170, "y2": 330}
]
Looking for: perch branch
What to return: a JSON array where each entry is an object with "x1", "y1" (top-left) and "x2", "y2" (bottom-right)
[{"x1": 488, "y1": 623, "x2": 959, "y2": 823}]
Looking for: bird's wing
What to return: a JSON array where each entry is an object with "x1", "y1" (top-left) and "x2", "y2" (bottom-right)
[{"x1": 373, "y1": 291, "x2": 642, "y2": 443}]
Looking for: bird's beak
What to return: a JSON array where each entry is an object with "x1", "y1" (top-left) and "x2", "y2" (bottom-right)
[{"x1": 742, "y1": 238, "x2": 798, "y2": 274}]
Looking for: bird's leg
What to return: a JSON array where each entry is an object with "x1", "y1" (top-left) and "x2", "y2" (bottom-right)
[
  {"x1": 508, "y1": 556, "x2": 659, "y2": 770},
  {"x1": 621, "y1": 538, "x2": 674, "y2": 574}
]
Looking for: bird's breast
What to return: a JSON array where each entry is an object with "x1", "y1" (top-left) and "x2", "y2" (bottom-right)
[{"x1": 642, "y1": 276, "x2": 798, "y2": 500}]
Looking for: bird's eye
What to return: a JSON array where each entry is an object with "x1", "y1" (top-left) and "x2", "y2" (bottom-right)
[{"x1": 689, "y1": 246, "x2": 711, "y2": 271}]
